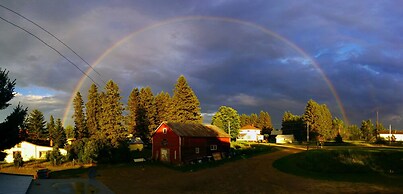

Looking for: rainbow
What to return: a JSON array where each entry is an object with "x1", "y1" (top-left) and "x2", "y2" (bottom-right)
[{"x1": 62, "y1": 16, "x2": 349, "y2": 126}]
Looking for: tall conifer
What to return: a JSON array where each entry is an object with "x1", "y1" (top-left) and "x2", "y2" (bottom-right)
[
  {"x1": 171, "y1": 75, "x2": 202, "y2": 123},
  {"x1": 127, "y1": 88, "x2": 140, "y2": 135},
  {"x1": 72, "y1": 92, "x2": 88, "y2": 139},
  {"x1": 155, "y1": 91, "x2": 171, "y2": 123},
  {"x1": 100, "y1": 80, "x2": 125, "y2": 147},
  {"x1": 86, "y1": 84, "x2": 100, "y2": 136},
  {"x1": 137, "y1": 87, "x2": 156, "y2": 141}
]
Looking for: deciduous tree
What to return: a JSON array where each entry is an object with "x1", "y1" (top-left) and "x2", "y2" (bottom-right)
[{"x1": 211, "y1": 106, "x2": 240, "y2": 139}]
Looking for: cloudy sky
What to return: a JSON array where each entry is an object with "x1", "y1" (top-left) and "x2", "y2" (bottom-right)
[{"x1": 0, "y1": 0, "x2": 402, "y2": 129}]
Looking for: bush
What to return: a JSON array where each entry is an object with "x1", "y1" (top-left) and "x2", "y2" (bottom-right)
[
  {"x1": 47, "y1": 147, "x2": 64, "y2": 166},
  {"x1": 335, "y1": 133, "x2": 343, "y2": 143},
  {"x1": 13, "y1": 152, "x2": 24, "y2": 167}
]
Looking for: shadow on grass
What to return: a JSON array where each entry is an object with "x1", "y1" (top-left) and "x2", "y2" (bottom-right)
[{"x1": 273, "y1": 149, "x2": 403, "y2": 187}]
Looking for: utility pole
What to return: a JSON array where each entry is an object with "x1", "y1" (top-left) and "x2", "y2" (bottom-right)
[
  {"x1": 228, "y1": 121, "x2": 231, "y2": 141},
  {"x1": 389, "y1": 124, "x2": 392, "y2": 144},
  {"x1": 306, "y1": 122, "x2": 309, "y2": 150}
]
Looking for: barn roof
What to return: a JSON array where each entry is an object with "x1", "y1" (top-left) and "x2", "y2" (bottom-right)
[
  {"x1": 164, "y1": 122, "x2": 230, "y2": 138},
  {"x1": 240, "y1": 125, "x2": 261, "y2": 130}
]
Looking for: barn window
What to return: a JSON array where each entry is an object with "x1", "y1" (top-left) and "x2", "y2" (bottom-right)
[
  {"x1": 162, "y1": 139, "x2": 168, "y2": 146},
  {"x1": 195, "y1": 147, "x2": 200, "y2": 154},
  {"x1": 163, "y1": 128, "x2": 167, "y2": 134},
  {"x1": 210, "y1": 145, "x2": 217, "y2": 150},
  {"x1": 174, "y1": 150, "x2": 177, "y2": 160}
]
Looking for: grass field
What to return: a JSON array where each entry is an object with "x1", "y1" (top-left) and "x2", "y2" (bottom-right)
[{"x1": 273, "y1": 148, "x2": 403, "y2": 186}]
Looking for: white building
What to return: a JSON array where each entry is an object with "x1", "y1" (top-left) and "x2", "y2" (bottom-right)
[
  {"x1": 275, "y1": 135, "x2": 295, "y2": 144},
  {"x1": 3, "y1": 141, "x2": 67, "y2": 163},
  {"x1": 237, "y1": 125, "x2": 264, "y2": 142},
  {"x1": 379, "y1": 132, "x2": 403, "y2": 142}
]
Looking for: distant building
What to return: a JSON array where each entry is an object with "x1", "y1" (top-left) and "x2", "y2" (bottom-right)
[
  {"x1": 2, "y1": 141, "x2": 67, "y2": 163},
  {"x1": 128, "y1": 137, "x2": 144, "y2": 151},
  {"x1": 237, "y1": 125, "x2": 264, "y2": 142},
  {"x1": 152, "y1": 122, "x2": 230, "y2": 165},
  {"x1": 379, "y1": 130, "x2": 403, "y2": 142},
  {"x1": 275, "y1": 135, "x2": 295, "y2": 144}
]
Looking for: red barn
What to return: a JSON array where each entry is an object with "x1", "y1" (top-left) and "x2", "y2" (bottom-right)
[{"x1": 151, "y1": 122, "x2": 230, "y2": 165}]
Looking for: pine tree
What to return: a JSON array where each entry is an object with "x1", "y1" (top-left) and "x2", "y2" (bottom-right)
[
  {"x1": 258, "y1": 111, "x2": 272, "y2": 129},
  {"x1": 250, "y1": 113, "x2": 258, "y2": 127},
  {"x1": 86, "y1": 84, "x2": 100, "y2": 136},
  {"x1": 54, "y1": 118, "x2": 66, "y2": 148},
  {"x1": 99, "y1": 80, "x2": 126, "y2": 148},
  {"x1": 137, "y1": 87, "x2": 157, "y2": 141},
  {"x1": 72, "y1": 92, "x2": 88, "y2": 139},
  {"x1": 0, "y1": 68, "x2": 27, "y2": 160},
  {"x1": 126, "y1": 88, "x2": 140, "y2": 135},
  {"x1": 26, "y1": 109, "x2": 47, "y2": 141},
  {"x1": 155, "y1": 91, "x2": 171, "y2": 123},
  {"x1": 47, "y1": 115, "x2": 56, "y2": 145},
  {"x1": 171, "y1": 75, "x2": 202, "y2": 123},
  {"x1": 239, "y1": 114, "x2": 250, "y2": 127},
  {"x1": 211, "y1": 106, "x2": 240, "y2": 139}
]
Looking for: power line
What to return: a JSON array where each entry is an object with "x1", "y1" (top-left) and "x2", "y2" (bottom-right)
[
  {"x1": 0, "y1": 4, "x2": 107, "y2": 84},
  {"x1": 0, "y1": 15, "x2": 101, "y2": 88}
]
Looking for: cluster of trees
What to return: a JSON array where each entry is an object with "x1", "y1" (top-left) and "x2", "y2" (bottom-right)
[
  {"x1": 211, "y1": 106, "x2": 273, "y2": 139},
  {"x1": 0, "y1": 68, "x2": 27, "y2": 161},
  {"x1": 282, "y1": 99, "x2": 383, "y2": 142},
  {"x1": 67, "y1": 75, "x2": 202, "y2": 163}
]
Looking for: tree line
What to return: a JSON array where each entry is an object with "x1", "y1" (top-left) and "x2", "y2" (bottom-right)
[{"x1": 282, "y1": 99, "x2": 384, "y2": 142}]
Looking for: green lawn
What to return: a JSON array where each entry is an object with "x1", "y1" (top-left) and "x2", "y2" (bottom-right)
[{"x1": 273, "y1": 148, "x2": 403, "y2": 186}]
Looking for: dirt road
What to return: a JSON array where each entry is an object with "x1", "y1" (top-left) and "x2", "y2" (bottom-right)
[{"x1": 97, "y1": 148, "x2": 402, "y2": 194}]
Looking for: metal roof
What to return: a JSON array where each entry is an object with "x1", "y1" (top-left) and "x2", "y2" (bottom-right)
[
  {"x1": 165, "y1": 122, "x2": 230, "y2": 138},
  {"x1": 0, "y1": 173, "x2": 32, "y2": 194}
]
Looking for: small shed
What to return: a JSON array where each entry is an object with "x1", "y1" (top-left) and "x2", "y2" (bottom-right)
[
  {"x1": 151, "y1": 122, "x2": 230, "y2": 164},
  {"x1": 275, "y1": 135, "x2": 295, "y2": 144}
]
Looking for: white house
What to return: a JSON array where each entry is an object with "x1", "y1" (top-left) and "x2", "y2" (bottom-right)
[
  {"x1": 379, "y1": 131, "x2": 403, "y2": 142},
  {"x1": 3, "y1": 141, "x2": 67, "y2": 163},
  {"x1": 275, "y1": 135, "x2": 295, "y2": 144},
  {"x1": 237, "y1": 125, "x2": 264, "y2": 142}
]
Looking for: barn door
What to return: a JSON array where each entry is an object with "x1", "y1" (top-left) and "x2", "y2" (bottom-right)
[{"x1": 160, "y1": 148, "x2": 170, "y2": 162}]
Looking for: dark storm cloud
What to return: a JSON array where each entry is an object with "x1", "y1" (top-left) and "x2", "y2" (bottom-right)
[{"x1": 0, "y1": 0, "x2": 402, "y2": 128}]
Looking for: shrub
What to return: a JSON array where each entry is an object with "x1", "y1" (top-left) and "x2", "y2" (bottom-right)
[
  {"x1": 335, "y1": 133, "x2": 343, "y2": 143},
  {"x1": 47, "y1": 146, "x2": 64, "y2": 166},
  {"x1": 13, "y1": 152, "x2": 24, "y2": 167}
]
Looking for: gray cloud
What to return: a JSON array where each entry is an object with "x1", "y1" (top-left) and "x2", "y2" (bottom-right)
[{"x1": 0, "y1": 0, "x2": 402, "y2": 129}]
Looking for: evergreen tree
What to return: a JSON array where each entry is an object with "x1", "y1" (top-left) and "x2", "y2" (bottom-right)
[
  {"x1": 26, "y1": 109, "x2": 47, "y2": 140},
  {"x1": 347, "y1": 124, "x2": 361, "y2": 140},
  {"x1": 171, "y1": 75, "x2": 202, "y2": 123},
  {"x1": 137, "y1": 87, "x2": 157, "y2": 141},
  {"x1": 249, "y1": 113, "x2": 258, "y2": 127},
  {"x1": 258, "y1": 111, "x2": 273, "y2": 129},
  {"x1": 65, "y1": 125, "x2": 74, "y2": 139},
  {"x1": 99, "y1": 80, "x2": 126, "y2": 148},
  {"x1": 360, "y1": 119, "x2": 374, "y2": 141},
  {"x1": 211, "y1": 106, "x2": 240, "y2": 139},
  {"x1": 54, "y1": 118, "x2": 66, "y2": 148},
  {"x1": 155, "y1": 91, "x2": 172, "y2": 123},
  {"x1": 126, "y1": 88, "x2": 140, "y2": 135},
  {"x1": 47, "y1": 115, "x2": 56, "y2": 145},
  {"x1": 0, "y1": 68, "x2": 27, "y2": 160},
  {"x1": 239, "y1": 114, "x2": 250, "y2": 127},
  {"x1": 72, "y1": 92, "x2": 88, "y2": 139},
  {"x1": 332, "y1": 118, "x2": 348, "y2": 139},
  {"x1": 86, "y1": 84, "x2": 100, "y2": 136}
]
